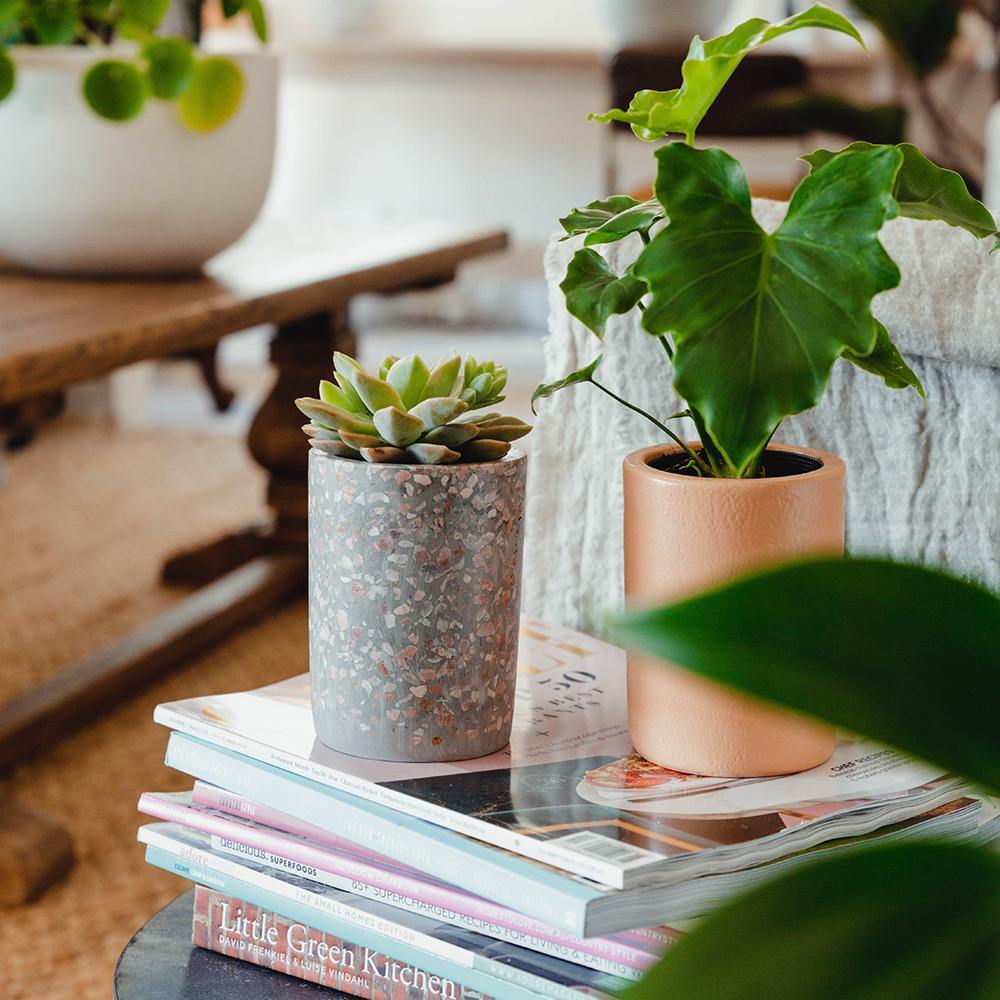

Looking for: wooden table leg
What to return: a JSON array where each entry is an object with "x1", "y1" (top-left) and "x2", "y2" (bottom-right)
[
  {"x1": 163, "y1": 308, "x2": 356, "y2": 586},
  {"x1": 0, "y1": 797, "x2": 75, "y2": 907},
  {"x1": 0, "y1": 310, "x2": 350, "y2": 900}
]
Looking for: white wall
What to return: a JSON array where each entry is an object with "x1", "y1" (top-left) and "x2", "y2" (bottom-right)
[
  {"x1": 262, "y1": 2, "x2": 994, "y2": 247},
  {"x1": 264, "y1": 57, "x2": 614, "y2": 244},
  {"x1": 272, "y1": 1, "x2": 789, "y2": 47}
]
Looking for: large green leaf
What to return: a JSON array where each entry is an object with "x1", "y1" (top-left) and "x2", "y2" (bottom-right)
[
  {"x1": 804, "y1": 142, "x2": 999, "y2": 245},
  {"x1": 612, "y1": 558, "x2": 1000, "y2": 794},
  {"x1": 559, "y1": 196, "x2": 663, "y2": 247},
  {"x1": 559, "y1": 249, "x2": 646, "y2": 339},
  {"x1": 625, "y1": 842, "x2": 1000, "y2": 1000},
  {"x1": 842, "y1": 320, "x2": 924, "y2": 397},
  {"x1": 635, "y1": 143, "x2": 902, "y2": 476},
  {"x1": 591, "y1": 5, "x2": 864, "y2": 142},
  {"x1": 850, "y1": 0, "x2": 958, "y2": 78},
  {"x1": 531, "y1": 355, "x2": 603, "y2": 414}
]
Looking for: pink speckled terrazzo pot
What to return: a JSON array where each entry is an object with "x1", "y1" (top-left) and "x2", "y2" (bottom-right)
[{"x1": 308, "y1": 448, "x2": 527, "y2": 762}]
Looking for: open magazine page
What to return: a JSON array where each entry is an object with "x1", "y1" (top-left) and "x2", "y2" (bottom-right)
[{"x1": 156, "y1": 618, "x2": 949, "y2": 887}]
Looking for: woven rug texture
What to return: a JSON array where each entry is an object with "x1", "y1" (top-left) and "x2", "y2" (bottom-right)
[{"x1": 0, "y1": 419, "x2": 307, "y2": 1000}]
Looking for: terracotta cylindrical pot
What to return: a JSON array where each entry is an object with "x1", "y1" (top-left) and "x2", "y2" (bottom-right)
[
  {"x1": 308, "y1": 449, "x2": 527, "y2": 763},
  {"x1": 623, "y1": 443, "x2": 844, "y2": 777}
]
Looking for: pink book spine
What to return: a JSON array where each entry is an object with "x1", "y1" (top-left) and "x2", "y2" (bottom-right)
[
  {"x1": 143, "y1": 790, "x2": 666, "y2": 976},
  {"x1": 192, "y1": 885, "x2": 492, "y2": 1000},
  {"x1": 192, "y1": 780, "x2": 394, "y2": 866}
]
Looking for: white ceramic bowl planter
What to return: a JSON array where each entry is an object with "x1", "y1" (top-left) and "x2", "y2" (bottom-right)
[{"x1": 0, "y1": 47, "x2": 277, "y2": 275}]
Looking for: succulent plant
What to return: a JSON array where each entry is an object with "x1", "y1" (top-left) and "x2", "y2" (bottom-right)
[{"x1": 296, "y1": 352, "x2": 531, "y2": 465}]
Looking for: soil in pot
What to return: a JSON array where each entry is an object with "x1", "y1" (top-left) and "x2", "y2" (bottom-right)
[{"x1": 651, "y1": 449, "x2": 824, "y2": 478}]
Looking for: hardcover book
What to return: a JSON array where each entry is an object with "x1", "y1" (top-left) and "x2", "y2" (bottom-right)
[
  {"x1": 143, "y1": 822, "x2": 628, "y2": 1000},
  {"x1": 155, "y1": 619, "x2": 966, "y2": 935},
  {"x1": 193, "y1": 886, "x2": 494, "y2": 1000},
  {"x1": 142, "y1": 789, "x2": 674, "y2": 980},
  {"x1": 140, "y1": 789, "x2": 979, "y2": 946}
]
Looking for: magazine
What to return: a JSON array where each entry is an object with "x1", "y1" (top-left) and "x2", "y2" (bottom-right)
[
  {"x1": 140, "y1": 789, "x2": 673, "y2": 980},
  {"x1": 141, "y1": 789, "x2": 981, "y2": 978},
  {"x1": 155, "y1": 617, "x2": 952, "y2": 897},
  {"x1": 140, "y1": 822, "x2": 629, "y2": 1000},
  {"x1": 160, "y1": 730, "x2": 971, "y2": 936}
]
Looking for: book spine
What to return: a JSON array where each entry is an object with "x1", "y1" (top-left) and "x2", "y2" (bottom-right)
[
  {"x1": 191, "y1": 781, "x2": 394, "y2": 865},
  {"x1": 145, "y1": 839, "x2": 613, "y2": 1000},
  {"x1": 192, "y1": 886, "x2": 493, "y2": 1000},
  {"x1": 163, "y1": 732, "x2": 596, "y2": 935},
  {"x1": 207, "y1": 838, "x2": 651, "y2": 981}
]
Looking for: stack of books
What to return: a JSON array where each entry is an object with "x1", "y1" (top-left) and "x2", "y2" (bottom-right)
[{"x1": 138, "y1": 619, "x2": 991, "y2": 999}]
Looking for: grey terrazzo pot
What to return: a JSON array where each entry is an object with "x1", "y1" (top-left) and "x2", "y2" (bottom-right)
[{"x1": 308, "y1": 448, "x2": 527, "y2": 762}]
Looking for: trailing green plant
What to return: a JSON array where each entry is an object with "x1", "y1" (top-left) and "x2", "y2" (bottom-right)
[
  {"x1": 611, "y1": 557, "x2": 1000, "y2": 997},
  {"x1": 296, "y1": 351, "x2": 531, "y2": 466},
  {"x1": 0, "y1": 1, "x2": 266, "y2": 130},
  {"x1": 534, "y1": 4, "x2": 998, "y2": 479}
]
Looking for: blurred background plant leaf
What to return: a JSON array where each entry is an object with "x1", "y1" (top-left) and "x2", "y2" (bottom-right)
[
  {"x1": 622, "y1": 842, "x2": 1000, "y2": 1000},
  {"x1": 613, "y1": 558, "x2": 1000, "y2": 793},
  {"x1": 82, "y1": 59, "x2": 147, "y2": 121},
  {"x1": 851, "y1": 0, "x2": 960, "y2": 78},
  {"x1": 746, "y1": 92, "x2": 906, "y2": 147},
  {"x1": 177, "y1": 55, "x2": 244, "y2": 132},
  {"x1": 0, "y1": 46, "x2": 14, "y2": 100}
]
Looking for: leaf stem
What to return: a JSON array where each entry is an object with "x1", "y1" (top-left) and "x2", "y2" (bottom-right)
[
  {"x1": 688, "y1": 407, "x2": 731, "y2": 478},
  {"x1": 637, "y1": 234, "x2": 678, "y2": 366},
  {"x1": 591, "y1": 379, "x2": 711, "y2": 475}
]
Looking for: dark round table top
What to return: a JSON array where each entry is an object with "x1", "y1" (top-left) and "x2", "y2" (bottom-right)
[{"x1": 114, "y1": 891, "x2": 350, "y2": 999}]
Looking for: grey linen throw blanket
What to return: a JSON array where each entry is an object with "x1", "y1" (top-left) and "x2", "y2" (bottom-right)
[{"x1": 524, "y1": 201, "x2": 1000, "y2": 633}]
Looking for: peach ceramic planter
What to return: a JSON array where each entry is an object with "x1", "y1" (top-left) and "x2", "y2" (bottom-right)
[{"x1": 623, "y1": 442, "x2": 844, "y2": 777}]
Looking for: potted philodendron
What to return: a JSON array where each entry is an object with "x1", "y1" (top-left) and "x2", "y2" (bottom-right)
[
  {"x1": 0, "y1": 1, "x2": 274, "y2": 274},
  {"x1": 296, "y1": 352, "x2": 532, "y2": 764},
  {"x1": 534, "y1": 5, "x2": 999, "y2": 777}
]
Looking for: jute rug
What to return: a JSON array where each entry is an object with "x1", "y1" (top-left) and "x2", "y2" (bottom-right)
[{"x1": 0, "y1": 419, "x2": 308, "y2": 999}]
